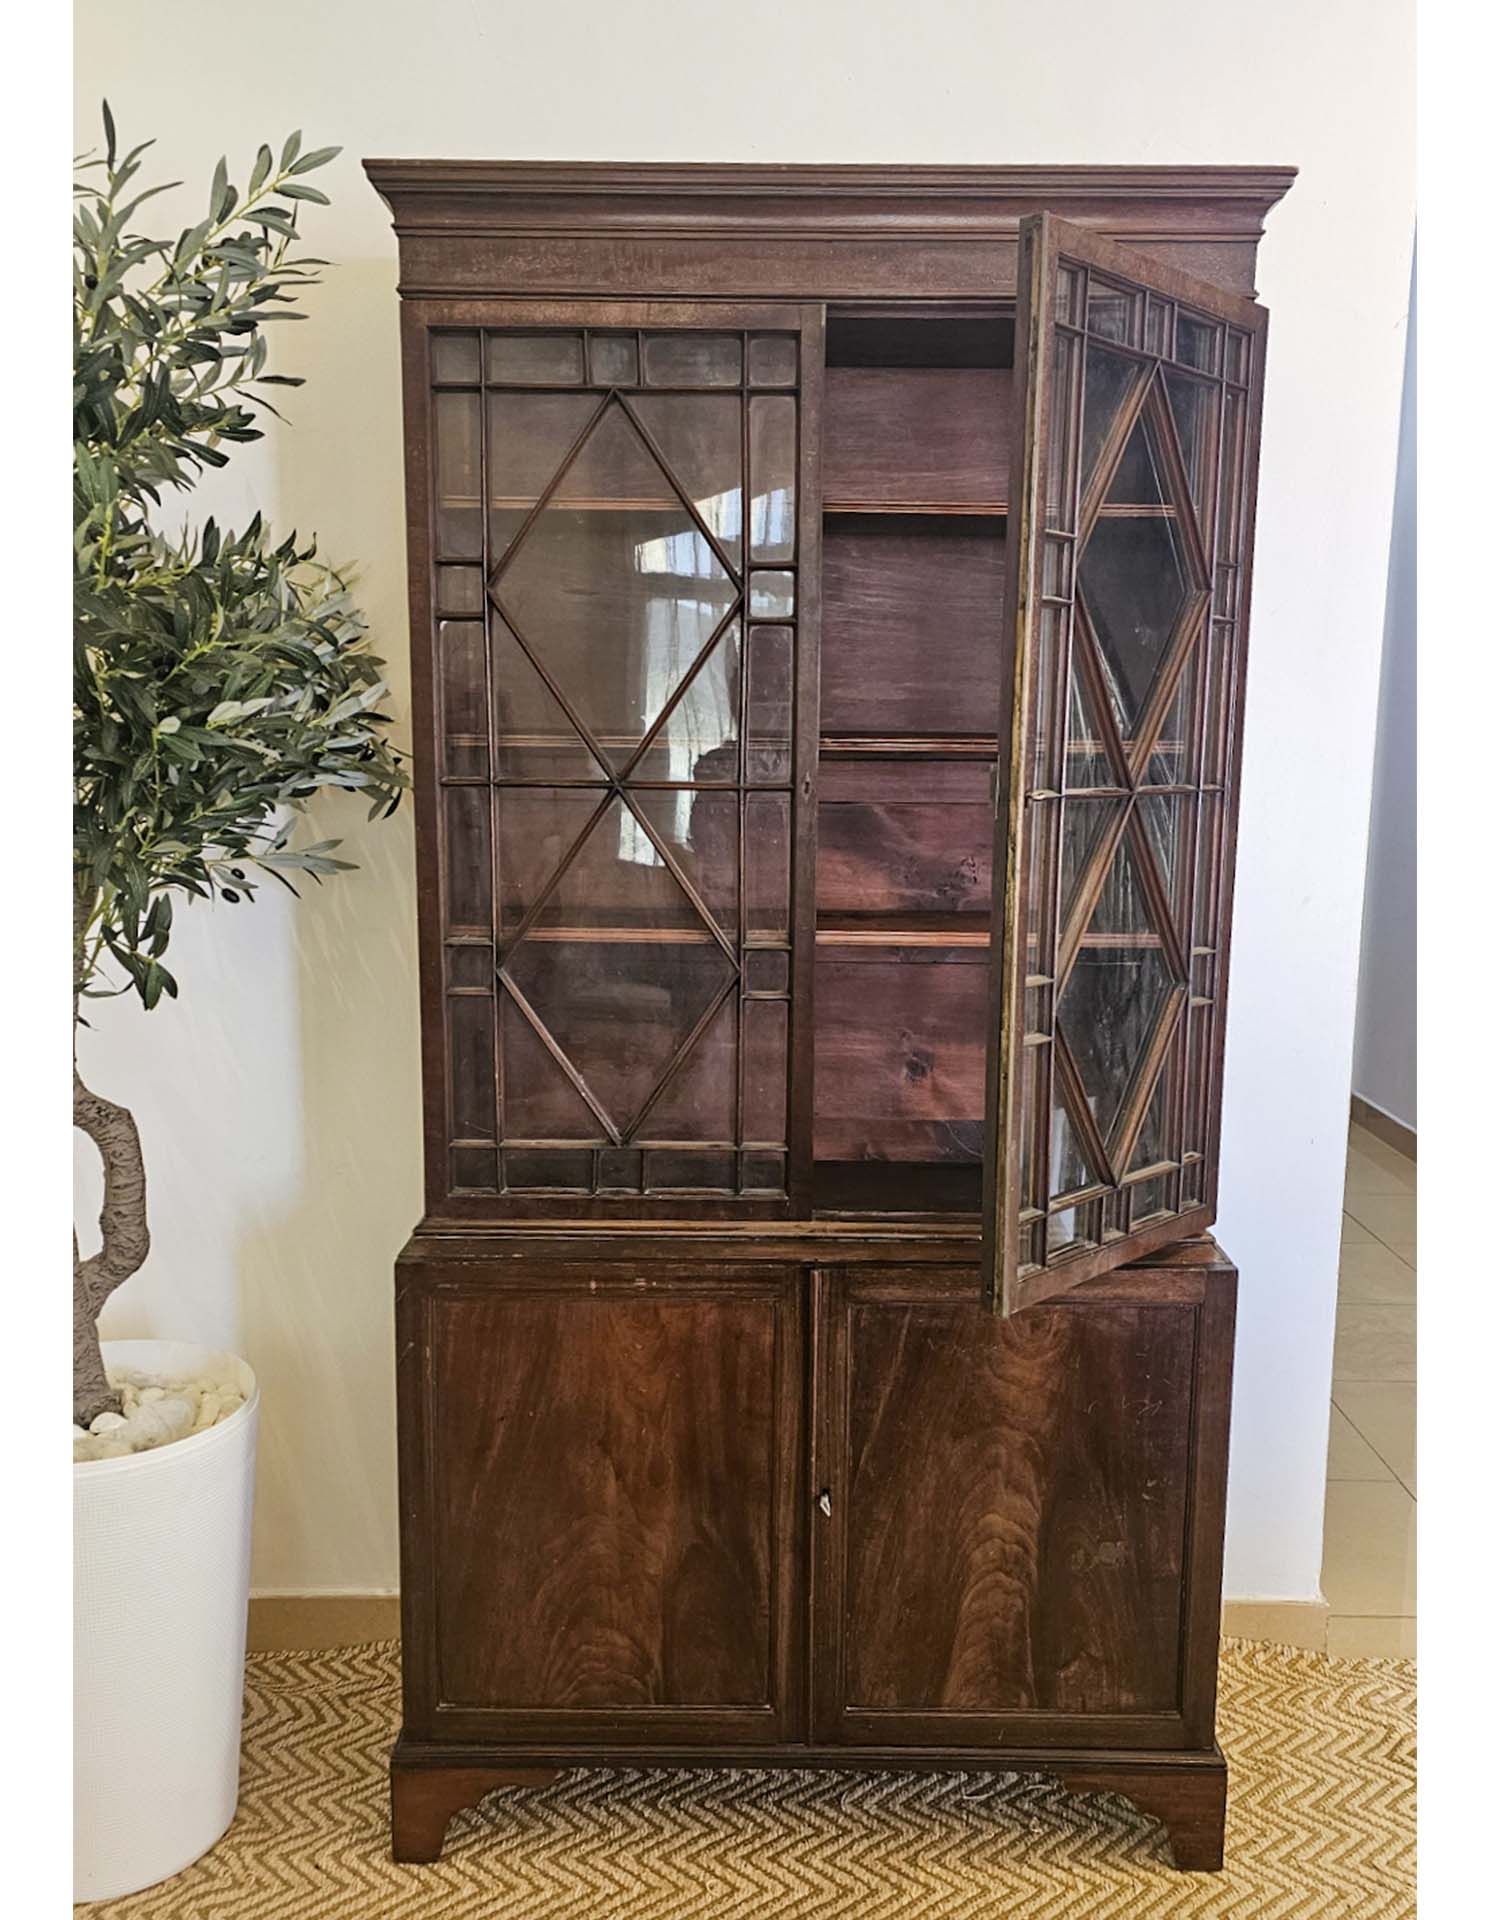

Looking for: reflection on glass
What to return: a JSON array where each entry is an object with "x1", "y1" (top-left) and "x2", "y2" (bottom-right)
[
  {"x1": 748, "y1": 571, "x2": 795, "y2": 618},
  {"x1": 496, "y1": 788, "x2": 603, "y2": 938},
  {"x1": 495, "y1": 402, "x2": 737, "y2": 757},
  {"x1": 1174, "y1": 310, "x2": 1220, "y2": 374},
  {"x1": 448, "y1": 995, "x2": 496, "y2": 1141},
  {"x1": 628, "y1": 788, "x2": 739, "y2": 935},
  {"x1": 745, "y1": 625, "x2": 793, "y2": 782},
  {"x1": 1065, "y1": 642, "x2": 1116, "y2": 789},
  {"x1": 440, "y1": 620, "x2": 488, "y2": 778},
  {"x1": 1087, "y1": 276, "x2": 1138, "y2": 345},
  {"x1": 630, "y1": 394, "x2": 743, "y2": 572},
  {"x1": 1128, "y1": 1056, "x2": 1173, "y2": 1172},
  {"x1": 1078, "y1": 344, "x2": 1139, "y2": 496},
  {"x1": 745, "y1": 792, "x2": 790, "y2": 932},
  {"x1": 627, "y1": 619, "x2": 741, "y2": 785},
  {"x1": 492, "y1": 617, "x2": 608, "y2": 781},
  {"x1": 636, "y1": 994, "x2": 737, "y2": 1141},
  {"x1": 1050, "y1": 1070, "x2": 1096, "y2": 1197},
  {"x1": 438, "y1": 565, "x2": 486, "y2": 616},
  {"x1": 1059, "y1": 828, "x2": 1182, "y2": 1146},
  {"x1": 749, "y1": 396, "x2": 797, "y2": 562},
  {"x1": 1080, "y1": 404, "x2": 1197, "y2": 739},
  {"x1": 742, "y1": 998, "x2": 788, "y2": 1142},
  {"x1": 643, "y1": 332, "x2": 743, "y2": 386},
  {"x1": 486, "y1": 391, "x2": 603, "y2": 561},
  {"x1": 1162, "y1": 367, "x2": 1218, "y2": 528},
  {"x1": 444, "y1": 786, "x2": 492, "y2": 930}
]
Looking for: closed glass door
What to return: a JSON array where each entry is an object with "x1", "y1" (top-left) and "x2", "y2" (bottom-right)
[{"x1": 426, "y1": 306, "x2": 820, "y2": 1213}]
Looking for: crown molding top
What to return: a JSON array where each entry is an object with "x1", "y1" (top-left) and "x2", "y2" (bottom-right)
[{"x1": 363, "y1": 159, "x2": 1296, "y2": 238}]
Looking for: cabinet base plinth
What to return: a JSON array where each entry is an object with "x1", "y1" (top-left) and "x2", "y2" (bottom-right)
[
  {"x1": 389, "y1": 1747, "x2": 560, "y2": 1862},
  {"x1": 389, "y1": 1736, "x2": 1227, "y2": 1871}
]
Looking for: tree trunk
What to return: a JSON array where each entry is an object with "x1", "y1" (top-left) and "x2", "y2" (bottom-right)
[{"x1": 74, "y1": 894, "x2": 150, "y2": 1428}]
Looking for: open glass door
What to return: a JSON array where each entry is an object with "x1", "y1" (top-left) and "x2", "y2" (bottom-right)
[{"x1": 986, "y1": 214, "x2": 1268, "y2": 1313}]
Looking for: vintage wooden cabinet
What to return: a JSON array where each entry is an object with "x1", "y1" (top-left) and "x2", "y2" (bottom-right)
[{"x1": 367, "y1": 160, "x2": 1292, "y2": 1871}]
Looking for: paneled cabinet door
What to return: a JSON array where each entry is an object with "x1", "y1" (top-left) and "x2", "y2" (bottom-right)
[
  {"x1": 808, "y1": 1263, "x2": 1232, "y2": 1750},
  {"x1": 400, "y1": 1263, "x2": 804, "y2": 1744},
  {"x1": 416, "y1": 304, "x2": 822, "y2": 1220},
  {"x1": 986, "y1": 216, "x2": 1269, "y2": 1311}
]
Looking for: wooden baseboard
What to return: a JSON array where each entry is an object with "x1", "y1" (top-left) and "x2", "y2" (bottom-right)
[
  {"x1": 252, "y1": 1591, "x2": 1329, "y2": 1658},
  {"x1": 1220, "y1": 1598, "x2": 1329, "y2": 1653},
  {"x1": 248, "y1": 1592, "x2": 400, "y2": 1652},
  {"x1": 1350, "y1": 1093, "x2": 1416, "y2": 1162}
]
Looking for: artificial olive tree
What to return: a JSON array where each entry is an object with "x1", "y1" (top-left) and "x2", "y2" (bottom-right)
[{"x1": 73, "y1": 111, "x2": 406, "y2": 1425}]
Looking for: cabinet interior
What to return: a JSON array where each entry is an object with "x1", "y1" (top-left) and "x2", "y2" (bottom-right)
[{"x1": 813, "y1": 305, "x2": 1014, "y2": 1215}]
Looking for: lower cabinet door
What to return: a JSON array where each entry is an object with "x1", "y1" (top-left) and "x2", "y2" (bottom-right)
[
  {"x1": 402, "y1": 1262, "x2": 803, "y2": 1745},
  {"x1": 809, "y1": 1261, "x2": 1234, "y2": 1750}
]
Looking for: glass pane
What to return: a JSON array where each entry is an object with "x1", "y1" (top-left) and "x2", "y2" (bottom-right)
[
  {"x1": 492, "y1": 617, "x2": 607, "y2": 781},
  {"x1": 744, "y1": 949, "x2": 789, "y2": 994},
  {"x1": 434, "y1": 391, "x2": 482, "y2": 558},
  {"x1": 437, "y1": 565, "x2": 486, "y2": 616},
  {"x1": 485, "y1": 332, "x2": 584, "y2": 384},
  {"x1": 1163, "y1": 367, "x2": 1219, "y2": 525},
  {"x1": 1143, "y1": 298, "x2": 1174, "y2": 359},
  {"x1": 451, "y1": 1147, "x2": 498, "y2": 1190},
  {"x1": 1128, "y1": 1053, "x2": 1175, "y2": 1173},
  {"x1": 1057, "y1": 797, "x2": 1121, "y2": 937},
  {"x1": 494, "y1": 402, "x2": 738, "y2": 761},
  {"x1": 741, "y1": 1150, "x2": 786, "y2": 1191},
  {"x1": 498, "y1": 993, "x2": 601, "y2": 1139},
  {"x1": 748, "y1": 334, "x2": 797, "y2": 386},
  {"x1": 495, "y1": 788, "x2": 602, "y2": 938},
  {"x1": 1059, "y1": 826, "x2": 1183, "y2": 1147},
  {"x1": 1087, "y1": 275, "x2": 1138, "y2": 345},
  {"x1": 626, "y1": 619, "x2": 741, "y2": 784},
  {"x1": 439, "y1": 620, "x2": 488, "y2": 778},
  {"x1": 598, "y1": 1147, "x2": 642, "y2": 1190},
  {"x1": 503, "y1": 799, "x2": 735, "y2": 1135},
  {"x1": 742, "y1": 997, "x2": 788, "y2": 1142},
  {"x1": 1078, "y1": 343, "x2": 1139, "y2": 496},
  {"x1": 629, "y1": 394, "x2": 743, "y2": 572},
  {"x1": 749, "y1": 396, "x2": 797, "y2": 562},
  {"x1": 1079, "y1": 401, "x2": 1202, "y2": 740},
  {"x1": 744, "y1": 792, "x2": 790, "y2": 933},
  {"x1": 1065, "y1": 642, "x2": 1115, "y2": 789},
  {"x1": 446, "y1": 942, "x2": 493, "y2": 990},
  {"x1": 1174, "y1": 310, "x2": 1220, "y2": 374},
  {"x1": 431, "y1": 332, "x2": 480, "y2": 384},
  {"x1": 627, "y1": 789, "x2": 739, "y2": 936},
  {"x1": 749, "y1": 571, "x2": 795, "y2": 618},
  {"x1": 1050, "y1": 1068, "x2": 1096, "y2": 1198},
  {"x1": 444, "y1": 786, "x2": 492, "y2": 931},
  {"x1": 1044, "y1": 330, "x2": 1078, "y2": 535},
  {"x1": 636, "y1": 995, "x2": 737, "y2": 1141},
  {"x1": 503, "y1": 1149, "x2": 590, "y2": 1189},
  {"x1": 1136, "y1": 792, "x2": 1187, "y2": 918},
  {"x1": 485, "y1": 392, "x2": 601, "y2": 562},
  {"x1": 589, "y1": 332, "x2": 639, "y2": 386},
  {"x1": 1054, "y1": 264, "x2": 1083, "y2": 325},
  {"x1": 1141, "y1": 654, "x2": 1196, "y2": 786},
  {"x1": 448, "y1": 995, "x2": 496, "y2": 1140},
  {"x1": 648, "y1": 1149, "x2": 734, "y2": 1189},
  {"x1": 643, "y1": 332, "x2": 743, "y2": 386},
  {"x1": 745, "y1": 625, "x2": 793, "y2": 782}
]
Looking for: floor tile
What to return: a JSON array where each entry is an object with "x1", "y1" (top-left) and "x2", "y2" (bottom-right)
[
  {"x1": 1342, "y1": 1193, "x2": 1417, "y2": 1261},
  {"x1": 1347, "y1": 1124, "x2": 1416, "y2": 1183},
  {"x1": 1336, "y1": 1240, "x2": 1416, "y2": 1304},
  {"x1": 1320, "y1": 1480, "x2": 1416, "y2": 1616},
  {"x1": 1344, "y1": 1165, "x2": 1414, "y2": 1209},
  {"x1": 1340, "y1": 1213, "x2": 1380, "y2": 1247},
  {"x1": 1331, "y1": 1380, "x2": 1416, "y2": 1494},
  {"x1": 1327, "y1": 1404, "x2": 1394, "y2": 1481},
  {"x1": 1333, "y1": 1303, "x2": 1416, "y2": 1382},
  {"x1": 1328, "y1": 1615, "x2": 1416, "y2": 1659}
]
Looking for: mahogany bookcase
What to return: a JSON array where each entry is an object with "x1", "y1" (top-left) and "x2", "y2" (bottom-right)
[{"x1": 366, "y1": 161, "x2": 1292, "y2": 1871}]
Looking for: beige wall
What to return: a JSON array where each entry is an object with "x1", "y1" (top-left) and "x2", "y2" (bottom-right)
[{"x1": 74, "y1": 0, "x2": 1415, "y2": 1602}]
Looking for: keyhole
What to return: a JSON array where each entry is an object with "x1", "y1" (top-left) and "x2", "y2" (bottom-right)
[{"x1": 817, "y1": 1488, "x2": 832, "y2": 1517}]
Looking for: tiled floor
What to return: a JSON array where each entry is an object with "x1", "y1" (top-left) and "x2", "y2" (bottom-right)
[{"x1": 1323, "y1": 1120, "x2": 1416, "y2": 1657}]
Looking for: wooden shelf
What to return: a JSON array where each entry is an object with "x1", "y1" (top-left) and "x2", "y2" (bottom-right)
[
  {"x1": 824, "y1": 501, "x2": 1008, "y2": 518},
  {"x1": 817, "y1": 914, "x2": 990, "y2": 948},
  {"x1": 819, "y1": 734, "x2": 998, "y2": 760}
]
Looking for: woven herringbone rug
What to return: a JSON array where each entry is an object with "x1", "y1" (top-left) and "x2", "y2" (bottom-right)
[{"x1": 79, "y1": 1637, "x2": 1414, "y2": 1918}]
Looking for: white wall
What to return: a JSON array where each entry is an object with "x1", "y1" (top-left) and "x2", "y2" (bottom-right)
[
  {"x1": 73, "y1": 0, "x2": 1415, "y2": 1603},
  {"x1": 1353, "y1": 260, "x2": 1417, "y2": 1133}
]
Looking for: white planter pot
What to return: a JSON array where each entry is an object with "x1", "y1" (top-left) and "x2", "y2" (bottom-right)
[{"x1": 73, "y1": 1339, "x2": 259, "y2": 1903}]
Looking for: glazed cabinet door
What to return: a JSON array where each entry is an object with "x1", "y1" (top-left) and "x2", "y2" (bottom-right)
[
  {"x1": 987, "y1": 216, "x2": 1269, "y2": 1311},
  {"x1": 808, "y1": 1260, "x2": 1233, "y2": 1750},
  {"x1": 399, "y1": 1262, "x2": 803, "y2": 1745},
  {"x1": 410, "y1": 303, "x2": 822, "y2": 1220}
]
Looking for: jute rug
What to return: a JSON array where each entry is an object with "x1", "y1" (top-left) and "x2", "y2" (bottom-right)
[{"x1": 80, "y1": 1637, "x2": 1414, "y2": 1918}]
